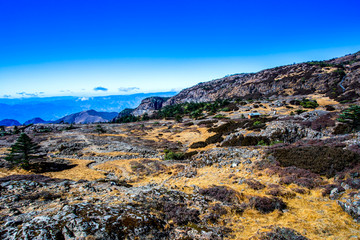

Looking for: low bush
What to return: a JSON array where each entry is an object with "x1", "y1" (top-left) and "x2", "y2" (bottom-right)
[
  {"x1": 325, "y1": 105, "x2": 336, "y2": 111},
  {"x1": 308, "y1": 113, "x2": 336, "y2": 131},
  {"x1": 189, "y1": 141, "x2": 208, "y2": 149},
  {"x1": 163, "y1": 149, "x2": 185, "y2": 160},
  {"x1": 256, "y1": 226, "x2": 309, "y2": 240},
  {"x1": 205, "y1": 133, "x2": 224, "y2": 144},
  {"x1": 199, "y1": 186, "x2": 243, "y2": 204},
  {"x1": 249, "y1": 196, "x2": 287, "y2": 213},
  {"x1": 221, "y1": 135, "x2": 270, "y2": 147},
  {"x1": 333, "y1": 123, "x2": 352, "y2": 134},
  {"x1": 209, "y1": 120, "x2": 249, "y2": 135},
  {"x1": 163, "y1": 202, "x2": 200, "y2": 225},
  {"x1": 271, "y1": 145, "x2": 360, "y2": 178},
  {"x1": 244, "y1": 179, "x2": 265, "y2": 190},
  {"x1": 267, "y1": 166, "x2": 323, "y2": 189},
  {"x1": 266, "y1": 187, "x2": 296, "y2": 199},
  {"x1": 300, "y1": 99, "x2": 319, "y2": 109}
]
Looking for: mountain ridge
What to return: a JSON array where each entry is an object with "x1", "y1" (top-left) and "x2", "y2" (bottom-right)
[
  {"x1": 0, "y1": 92, "x2": 177, "y2": 123},
  {"x1": 121, "y1": 51, "x2": 360, "y2": 119},
  {"x1": 53, "y1": 110, "x2": 118, "y2": 124}
]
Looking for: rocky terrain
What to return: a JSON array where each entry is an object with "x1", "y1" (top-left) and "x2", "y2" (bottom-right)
[
  {"x1": 1, "y1": 52, "x2": 360, "y2": 239},
  {"x1": 163, "y1": 51, "x2": 360, "y2": 107}
]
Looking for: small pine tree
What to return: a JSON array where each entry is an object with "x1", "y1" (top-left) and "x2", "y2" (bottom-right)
[
  {"x1": 338, "y1": 105, "x2": 360, "y2": 130},
  {"x1": 5, "y1": 133, "x2": 43, "y2": 168},
  {"x1": 13, "y1": 126, "x2": 20, "y2": 134},
  {"x1": 95, "y1": 124, "x2": 106, "y2": 134}
]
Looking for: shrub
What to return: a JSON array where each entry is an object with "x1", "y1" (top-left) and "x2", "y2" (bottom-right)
[
  {"x1": 300, "y1": 99, "x2": 319, "y2": 109},
  {"x1": 271, "y1": 145, "x2": 360, "y2": 177},
  {"x1": 199, "y1": 186, "x2": 242, "y2": 204},
  {"x1": 205, "y1": 133, "x2": 224, "y2": 144},
  {"x1": 256, "y1": 226, "x2": 309, "y2": 240},
  {"x1": 204, "y1": 203, "x2": 229, "y2": 223},
  {"x1": 325, "y1": 105, "x2": 336, "y2": 111},
  {"x1": 249, "y1": 196, "x2": 287, "y2": 213},
  {"x1": 163, "y1": 149, "x2": 185, "y2": 160},
  {"x1": 253, "y1": 121, "x2": 262, "y2": 126},
  {"x1": 189, "y1": 141, "x2": 208, "y2": 149},
  {"x1": 214, "y1": 114, "x2": 227, "y2": 119},
  {"x1": 209, "y1": 120, "x2": 249, "y2": 135},
  {"x1": 174, "y1": 115, "x2": 183, "y2": 122},
  {"x1": 333, "y1": 123, "x2": 352, "y2": 135},
  {"x1": 244, "y1": 179, "x2": 265, "y2": 190},
  {"x1": 163, "y1": 202, "x2": 200, "y2": 225},
  {"x1": 266, "y1": 165, "x2": 323, "y2": 189},
  {"x1": 221, "y1": 135, "x2": 270, "y2": 147},
  {"x1": 309, "y1": 113, "x2": 335, "y2": 131},
  {"x1": 95, "y1": 124, "x2": 106, "y2": 134},
  {"x1": 295, "y1": 109, "x2": 307, "y2": 114}
]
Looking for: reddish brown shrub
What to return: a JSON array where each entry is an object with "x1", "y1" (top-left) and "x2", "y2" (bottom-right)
[
  {"x1": 271, "y1": 145, "x2": 360, "y2": 178},
  {"x1": 244, "y1": 179, "x2": 266, "y2": 190},
  {"x1": 163, "y1": 202, "x2": 200, "y2": 225},
  {"x1": 267, "y1": 166, "x2": 323, "y2": 189},
  {"x1": 249, "y1": 196, "x2": 287, "y2": 213},
  {"x1": 199, "y1": 186, "x2": 242, "y2": 204}
]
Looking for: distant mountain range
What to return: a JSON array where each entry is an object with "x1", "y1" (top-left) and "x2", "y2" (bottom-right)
[
  {"x1": 23, "y1": 118, "x2": 49, "y2": 125},
  {"x1": 0, "y1": 119, "x2": 21, "y2": 126},
  {"x1": 0, "y1": 110, "x2": 119, "y2": 126},
  {"x1": 0, "y1": 92, "x2": 176, "y2": 124},
  {"x1": 53, "y1": 110, "x2": 118, "y2": 124}
]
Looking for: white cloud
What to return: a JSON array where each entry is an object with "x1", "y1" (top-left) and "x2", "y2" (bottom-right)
[{"x1": 118, "y1": 87, "x2": 140, "y2": 93}]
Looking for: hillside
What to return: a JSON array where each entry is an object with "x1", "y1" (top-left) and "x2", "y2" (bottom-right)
[
  {"x1": 0, "y1": 119, "x2": 21, "y2": 126},
  {"x1": 53, "y1": 110, "x2": 118, "y2": 124},
  {"x1": 0, "y1": 52, "x2": 360, "y2": 239},
  {"x1": 163, "y1": 51, "x2": 360, "y2": 106},
  {"x1": 23, "y1": 118, "x2": 48, "y2": 125}
]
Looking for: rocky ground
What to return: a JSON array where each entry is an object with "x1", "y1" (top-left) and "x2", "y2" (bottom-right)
[{"x1": 1, "y1": 94, "x2": 360, "y2": 239}]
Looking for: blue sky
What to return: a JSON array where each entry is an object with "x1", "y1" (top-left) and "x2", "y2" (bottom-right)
[{"x1": 0, "y1": 0, "x2": 359, "y2": 98}]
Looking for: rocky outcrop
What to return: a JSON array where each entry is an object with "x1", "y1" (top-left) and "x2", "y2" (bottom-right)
[
  {"x1": 0, "y1": 177, "x2": 230, "y2": 240},
  {"x1": 132, "y1": 97, "x2": 170, "y2": 117},
  {"x1": 163, "y1": 51, "x2": 360, "y2": 106},
  {"x1": 338, "y1": 191, "x2": 360, "y2": 222}
]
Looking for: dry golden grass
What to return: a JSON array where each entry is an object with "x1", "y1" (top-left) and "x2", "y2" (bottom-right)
[
  {"x1": 94, "y1": 151, "x2": 140, "y2": 157},
  {"x1": 0, "y1": 167, "x2": 30, "y2": 178},
  {"x1": 89, "y1": 133, "x2": 128, "y2": 137},
  {"x1": 149, "y1": 163, "x2": 360, "y2": 239},
  {"x1": 42, "y1": 158, "x2": 105, "y2": 181},
  {"x1": 309, "y1": 94, "x2": 339, "y2": 106},
  {"x1": 143, "y1": 123, "x2": 213, "y2": 147},
  {"x1": 274, "y1": 71, "x2": 305, "y2": 81},
  {"x1": 93, "y1": 159, "x2": 132, "y2": 179}
]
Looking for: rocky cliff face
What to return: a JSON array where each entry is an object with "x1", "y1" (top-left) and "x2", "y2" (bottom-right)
[
  {"x1": 163, "y1": 51, "x2": 360, "y2": 106},
  {"x1": 131, "y1": 97, "x2": 170, "y2": 117}
]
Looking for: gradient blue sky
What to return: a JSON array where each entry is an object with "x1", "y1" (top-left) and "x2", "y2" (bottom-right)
[{"x1": 1, "y1": 0, "x2": 360, "y2": 98}]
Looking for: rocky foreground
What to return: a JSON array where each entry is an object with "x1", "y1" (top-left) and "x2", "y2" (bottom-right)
[{"x1": 1, "y1": 94, "x2": 360, "y2": 239}]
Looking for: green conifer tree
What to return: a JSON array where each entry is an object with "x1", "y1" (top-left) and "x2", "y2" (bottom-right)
[
  {"x1": 338, "y1": 105, "x2": 360, "y2": 130},
  {"x1": 5, "y1": 133, "x2": 43, "y2": 168}
]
